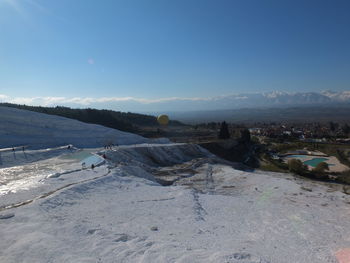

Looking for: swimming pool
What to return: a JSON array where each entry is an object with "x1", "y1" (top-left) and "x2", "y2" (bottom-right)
[
  {"x1": 285, "y1": 155, "x2": 334, "y2": 168},
  {"x1": 303, "y1": 158, "x2": 329, "y2": 168}
]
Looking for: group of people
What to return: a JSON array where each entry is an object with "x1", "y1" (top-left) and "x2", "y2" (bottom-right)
[
  {"x1": 104, "y1": 143, "x2": 118, "y2": 150},
  {"x1": 79, "y1": 143, "x2": 118, "y2": 171},
  {"x1": 81, "y1": 162, "x2": 95, "y2": 170},
  {"x1": 11, "y1": 146, "x2": 26, "y2": 152}
]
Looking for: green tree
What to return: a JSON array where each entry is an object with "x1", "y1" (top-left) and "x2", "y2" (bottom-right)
[
  {"x1": 329, "y1": 121, "x2": 338, "y2": 132},
  {"x1": 313, "y1": 162, "x2": 329, "y2": 173},
  {"x1": 342, "y1": 124, "x2": 350, "y2": 136},
  {"x1": 288, "y1": 159, "x2": 307, "y2": 174},
  {"x1": 240, "y1": 129, "x2": 251, "y2": 143},
  {"x1": 218, "y1": 121, "x2": 230, "y2": 139}
]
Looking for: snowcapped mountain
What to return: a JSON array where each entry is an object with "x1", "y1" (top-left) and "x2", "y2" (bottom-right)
[
  {"x1": 321, "y1": 90, "x2": 350, "y2": 101},
  {"x1": 163, "y1": 91, "x2": 350, "y2": 123},
  {"x1": 151, "y1": 90, "x2": 350, "y2": 112},
  {"x1": 1, "y1": 91, "x2": 349, "y2": 112},
  {"x1": 217, "y1": 91, "x2": 333, "y2": 108}
]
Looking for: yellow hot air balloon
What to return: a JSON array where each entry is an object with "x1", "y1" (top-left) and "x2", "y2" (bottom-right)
[{"x1": 157, "y1": 114, "x2": 169, "y2": 126}]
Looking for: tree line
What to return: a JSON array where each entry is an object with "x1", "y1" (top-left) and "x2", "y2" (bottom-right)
[{"x1": 0, "y1": 103, "x2": 183, "y2": 133}]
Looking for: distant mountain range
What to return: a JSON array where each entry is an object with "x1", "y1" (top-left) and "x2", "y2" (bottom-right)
[
  {"x1": 1, "y1": 90, "x2": 350, "y2": 113},
  {"x1": 1, "y1": 91, "x2": 350, "y2": 124},
  {"x1": 158, "y1": 90, "x2": 350, "y2": 124},
  {"x1": 138, "y1": 90, "x2": 350, "y2": 113},
  {"x1": 168, "y1": 90, "x2": 350, "y2": 111},
  {"x1": 168, "y1": 105, "x2": 350, "y2": 124},
  {"x1": 220, "y1": 90, "x2": 350, "y2": 108}
]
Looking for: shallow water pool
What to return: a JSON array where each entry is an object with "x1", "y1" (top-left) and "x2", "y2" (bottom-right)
[
  {"x1": 303, "y1": 158, "x2": 329, "y2": 167},
  {"x1": 82, "y1": 155, "x2": 103, "y2": 167}
]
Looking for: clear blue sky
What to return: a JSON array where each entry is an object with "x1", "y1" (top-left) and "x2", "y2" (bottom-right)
[{"x1": 1, "y1": 0, "x2": 350, "y2": 102}]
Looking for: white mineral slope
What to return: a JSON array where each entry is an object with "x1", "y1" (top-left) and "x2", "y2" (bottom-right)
[
  {"x1": 0, "y1": 106, "x2": 166, "y2": 149},
  {"x1": 0, "y1": 143, "x2": 212, "y2": 210},
  {"x1": 102, "y1": 143, "x2": 216, "y2": 168},
  {"x1": 0, "y1": 145, "x2": 77, "y2": 168},
  {"x1": 1, "y1": 160, "x2": 350, "y2": 262}
]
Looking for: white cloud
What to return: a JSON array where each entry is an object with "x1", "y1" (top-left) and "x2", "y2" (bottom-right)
[
  {"x1": 0, "y1": 95, "x2": 213, "y2": 106},
  {"x1": 7, "y1": 97, "x2": 38, "y2": 105},
  {"x1": 0, "y1": 94, "x2": 9, "y2": 101}
]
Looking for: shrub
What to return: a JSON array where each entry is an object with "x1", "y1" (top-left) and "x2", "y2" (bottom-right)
[
  {"x1": 251, "y1": 136, "x2": 259, "y2": 144},
  {"x1": 313, "y1": 162, "x2": 329, "y2": 173},
  {"x1": 288, "y1": 159, "x2": 307, "y2": 174},
  {"x1": 218, "y1": 121, "x2": 230, "y2": 139},
  {"x1": 240, "y1": 129, "x2": 251, "y2": 143},
  {"x1": 337, "y1": 170, "x2": 350, "y2": 185}
]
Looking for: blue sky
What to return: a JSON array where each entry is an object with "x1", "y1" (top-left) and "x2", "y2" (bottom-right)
[{"x1": 0, "y1": 0, "x2": 350, "y2": 110}]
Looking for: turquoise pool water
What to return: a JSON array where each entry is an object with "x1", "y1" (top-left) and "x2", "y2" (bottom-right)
[
  {"x1": 60, "y1": 150, "x2": 92, "y2": 161},
  {"x1": 59, "y1": 150, "x2": 104, "y2": 166},
  {"x1": 82, "y1": 155, "x2": 103, "y2": 166},
  {"x1": 303, "y1": 158, "x2": 329, "y2": 167}
]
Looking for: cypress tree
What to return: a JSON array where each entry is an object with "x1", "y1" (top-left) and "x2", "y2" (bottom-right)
[{"x1": 218, "y1": 121, "x2": 230, "y2": 139}]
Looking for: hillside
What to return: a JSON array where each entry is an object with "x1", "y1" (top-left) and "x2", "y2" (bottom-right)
[
  {"x1": 0, "y1": 106, "x2": 166, "y2": 149},
  {"x1": 0, "y1": 103, "x2": 184, "y2": 133}
]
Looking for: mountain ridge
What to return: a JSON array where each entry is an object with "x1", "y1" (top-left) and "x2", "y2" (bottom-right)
[{"x1": 137, "y1": 90, "x2": 350, "y2": 112}]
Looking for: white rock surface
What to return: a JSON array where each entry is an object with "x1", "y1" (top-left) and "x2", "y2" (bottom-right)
[
  {"x1": 1, "y1": 107, "x2": 350, "y2": 262},
  {"x1": 1, "y1": 143, "x2": 350, "y2": 262},
  {"x1": 0, "y1": 106, "x2": 157, "y2": 149}
]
